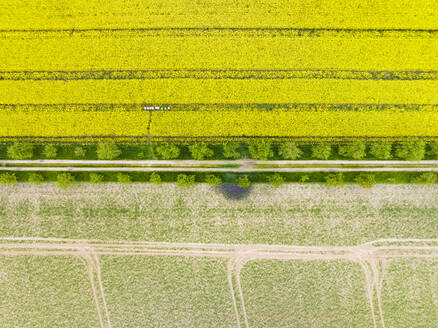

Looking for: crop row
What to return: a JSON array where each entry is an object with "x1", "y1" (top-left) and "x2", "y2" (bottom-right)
[
  {"x1": 2, "y1": 79, "x2": 438, "y2": 105},
  {"x1": 2, "y1": 70, "x2": 438, "y2": 81},
  {"x1": 2, "y1": 106, "x2": 438, "y2": 139},
  {"x1": 0, "y1": 108, "x2": 148, "y2": 137},
  {"x1": 149, "y1": 109, "x2": 438, "y2": 138},
  {"x1": 1, "y1": 0, "x2": 438, "y2": 30},
  {"x1": 3, "y1": 104, "x2": 432, "y2": 112},
  {"x1": 2, "y1": 30, "x2": 438, "y2": 71}
]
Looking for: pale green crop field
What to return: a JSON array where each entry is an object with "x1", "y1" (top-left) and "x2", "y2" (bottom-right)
[
  {"x1": 381, "y1": 259, "x2": 438, "y2": 328},
  {"x1": 240, "y1": 260, "x2": 373, "y2": 327},
  {"x1": 100, "y1": 256, "x2": 235, "y2": 328},
  {"x1": 0, "y1": 183, "x2": 437, "y2": 245},
  {"x1": 0, "y1": 255, "x2": 100, "y2": 328},
  {"x1": 0, "y1": 184, "x2": 437, "y2": 327}
]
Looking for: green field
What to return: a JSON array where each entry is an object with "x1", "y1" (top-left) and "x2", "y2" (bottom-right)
[
  {"x1": 381, "y1": 259, "x2": 438, "y2": 328},
  {"x1": 0, "y1": 183, "x2": 437, "y2": 245},
  {"x1": 241, "y1": 260, "x2": 373, "y2": 327},
  {"x1": 0, "y1": 255, "x2": 100, "y2": 327},
  {"x1": 100, "y1": 256, "x2": 235, "y2": 327}
]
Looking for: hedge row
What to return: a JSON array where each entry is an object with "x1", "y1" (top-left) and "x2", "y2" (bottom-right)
[
  {"x1": 2, "y1": 139, "x2": 437, "y2": 161},
  {"x1": 0, "y1": 171, "x2": 437, "y2": 189}
]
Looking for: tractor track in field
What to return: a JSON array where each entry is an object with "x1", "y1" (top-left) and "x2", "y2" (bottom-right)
[{"x1": 1, "y1": 238, "x2": 437, "y2": 328}]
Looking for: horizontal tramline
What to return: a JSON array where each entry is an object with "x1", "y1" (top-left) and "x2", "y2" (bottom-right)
[
  {"x1": 2, "y1": 28, "x2": 438, "y2": 38},
  {"x1": 2, "y1": 70, "x2": 438, "y2": 81},
  {"x1": 0, "y1": 104, "x2": 435, "y2": 112}
]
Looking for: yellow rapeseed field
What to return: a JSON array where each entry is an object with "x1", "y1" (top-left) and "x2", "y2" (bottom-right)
[
  {"x1": 149, "y1": 108, "x2": 438, "y2": 138},
  {"x1": 2, "y1": 106, "x2": 437, "y2": 139},
  {"x1": 1, "y1": 0, "x2": 438, "y2": 30},
  {"x1": 2, "y1": 79, "x2": 438, "y2": 105},
  {"x1": 0, "y1": 108, "x2": 148, "y2": 137},
  {"x1": 1, "y1": 1, "x2": 438, "y2": 140},
  {"x1": 2, "y1": 30, "x2": 438, "y2": 71}
]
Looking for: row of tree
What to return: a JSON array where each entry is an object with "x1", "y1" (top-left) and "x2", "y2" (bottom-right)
[
  {"x1": 3, "y1": 139, "x2": 435, "y2": 161},
  {"x1": 1, "y1": 171, "x2": 437, "y2": 189}
]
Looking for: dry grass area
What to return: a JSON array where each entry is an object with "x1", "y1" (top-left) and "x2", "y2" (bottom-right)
[{"x1": 0, "y1": 183, "x2": 437, "y2": 245}]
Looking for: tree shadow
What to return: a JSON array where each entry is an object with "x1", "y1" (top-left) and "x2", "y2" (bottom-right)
[{"x1": 217, "y1": 183, "x2": 252, "y2": 200}]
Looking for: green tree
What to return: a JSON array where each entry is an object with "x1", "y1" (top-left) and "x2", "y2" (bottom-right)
[
  {"x1": 369, "y1": 141, "x2": 392, "y2": 160},
  {"x1": 354, "y1": 174, "x2": 376, "y2": 188},
  {"x1": 300, "y1": 175, "x2": 310, "y2": 183},
  {"x1": 338, "y1": 141, "x2": 366, "y2": 160},
  {"x1": 311, "y1": 143, "x2": 331, "y2": 160},
  {"x1": 237, "y1": 175, "x2": 251, "y2": 188},
  {"x1": 42, "y1": 144, "x2": 57, "y2": 159},
  {"x1": 150, "y1": 172, "x2": 162, "y2": 184},
  {"x1": 89, "y1": 173, "x2": 104, "y2": 184},
  {"x1": 117, "y1": 173, "x2": 131, "y2": 184},
  {"x1": 28, "y1": 173, "x2": 44, "y2": 184},
  {"x1": 325, "y1": 173, "x2": 344, "y2": 187},
  {"x1": 189, "y1": 143, "x2": 214, "y2": 160},
  {"x1": 177, "y1": 174, "x2": 195, "y2": 187},
  {"x1": 427, "y1": 142, "x2": 438, "y2": 159},
  {"x1": 412, "y1": 173, "x2": 437, "y2": 186},
  {"x1": 155, "y1": 143, "x2": 180, "y2": 159},
  {"x1": 97, "y1": 142, "x2": 121, "y2": 160},
  {"x1": 57, "y1": 173, "x2": 75, "y2": 189},
  {"x1": 74, "y1": 146, "x2": 86, "y2": 158},
  {"x1": 267, "y1": 173, "x2": 284, "y2": 188},
  {"x1": 0, "y1": 173, "x2": 17, "y2": 184},
  {"x1": 205, "y1": 174, "x2": 222, "y2": 186},
  {"x1": 248, "y1": 141, "x2": 273, "y2": 160},
  {"x1": 222, "y1": 143, "x2": 240, "y2": 159},
  {"x1": 395, "y1": 138, "x2": 426, "y2": 161},
  {"x1": 7, "y1": 143, "x2": 33, "y2": 160},
  {"x1": 277, "y1": 142, "x2": 302, "y2": 160}
]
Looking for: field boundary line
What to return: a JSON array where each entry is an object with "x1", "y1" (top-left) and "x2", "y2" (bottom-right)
[
  {"x1": 3, "y1": 27, "x2": 438, "y2": 33},
  {"x1": 90, "y1": 251, "x2": 112, "y2": 328},
  {"x1": 79, "y1": 254, "x2": 106, "y2": 328},
  {"x1": 227, "y1": 260, "x2": 242, "y2": 328}
]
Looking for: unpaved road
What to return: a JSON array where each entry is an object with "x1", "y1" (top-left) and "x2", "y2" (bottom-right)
[{"x1": 1, "y1": 159, "x2": 438, "y2": 172}]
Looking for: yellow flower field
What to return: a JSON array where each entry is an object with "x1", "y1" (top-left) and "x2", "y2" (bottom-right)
[
  {"x1": 2, "y1": 79, "x2": 438, "y2": 105},
  {"x1": 1, "y1": 0, "x2": 438, "y2": 30},
  {"x1": 1, "y1": 106, "x2": 438, "y2": 139},
  {"x1": 150, "y1": 108, "x2": 438, "y2": 138},
  {"x1": 1, "y1": 30, "x2": 438, "y2": 71},
  {"x1": 0, "y1": 108, "x2": 148, "y2": 137}
]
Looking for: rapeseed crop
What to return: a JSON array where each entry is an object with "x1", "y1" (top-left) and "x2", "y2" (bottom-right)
[
  {"x1": 2, "y1": 79, "x2": 438, "y2": 105},
  {"x1": 1, "y1": 0, "x2": 438, "y2": 30},
  {"x1": 2, "y1": 30, "x2": 438, "y2": 71},
  {"x1": 150, "y1": 108, "x2": 438, "y2": 138},
  {"x1": 0, "y1": 108, "x2": 148, "y2": 137}
]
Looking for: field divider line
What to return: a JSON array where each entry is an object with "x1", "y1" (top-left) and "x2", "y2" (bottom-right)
[
  {"x1": 356, "y1": 260, "x2": 378, "y2": 328},
  {"x1": 89, "y1": 251, "x2": 112, "y2": 328},
  {"x1": 227, "y1": 260, "x2": 242, "y2": 328},
  {"x1": 80, "y1": 254, "x2": 106, "y2": 328}
]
